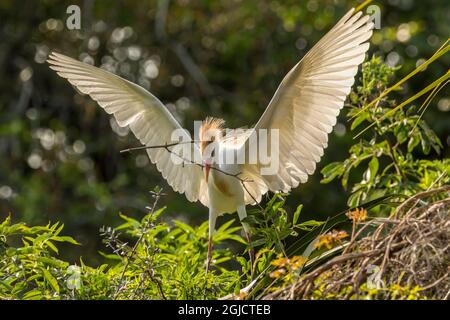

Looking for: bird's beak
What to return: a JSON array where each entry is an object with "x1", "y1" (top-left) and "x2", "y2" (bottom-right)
[{"x1": 204, "y1": 163, "x2": 211, "y2": 183}]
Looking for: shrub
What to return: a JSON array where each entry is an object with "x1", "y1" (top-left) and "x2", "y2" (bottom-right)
[{"x1": 1, "y1": 57, "x2": 448, "y2": 300}]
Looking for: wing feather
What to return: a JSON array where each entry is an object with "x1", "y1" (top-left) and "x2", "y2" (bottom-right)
[
  {"x1": 240, "y1": 8, "x2": 373, "y2": 200},
  {"x1": 48, "y1": 52, "x2": 208, "y2": 206}
]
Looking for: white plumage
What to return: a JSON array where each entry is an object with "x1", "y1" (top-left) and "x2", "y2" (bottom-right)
[{"x1": 48, "y1": 8, "x2": 373, "y2": 272}]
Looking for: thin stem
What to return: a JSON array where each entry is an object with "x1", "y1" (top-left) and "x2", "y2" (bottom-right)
[
  {"x1": 121, "y1": 141, "x2": 253, "y2": 183},
  {"x1": 120, "y1": 141, "x2": 197, "y2": 153},
  {"x1": 114, "y1": 189, "x2": 163, "y2": 299}
]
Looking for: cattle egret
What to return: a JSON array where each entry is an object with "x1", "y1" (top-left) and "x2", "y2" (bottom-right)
[{"x1": 48, "y1": 8, "x2": 373, "y2": 273}]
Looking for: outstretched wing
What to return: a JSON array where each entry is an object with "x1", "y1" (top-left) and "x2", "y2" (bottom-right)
[
  {"x1": 240, "y1": 8, "x2": 373, "y2": 203},
  {"x1": 48, "y1": 52, "x2": 208, "y2": 206}
]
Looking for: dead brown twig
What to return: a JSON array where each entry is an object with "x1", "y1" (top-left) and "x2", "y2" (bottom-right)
[{"x1": 265, "y1": 186, "x2": 450, "y2": 300}]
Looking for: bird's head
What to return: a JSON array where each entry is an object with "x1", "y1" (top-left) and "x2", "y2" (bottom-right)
[{"x1": 199, "y1": 117, "x2": 224, "y2": 182}]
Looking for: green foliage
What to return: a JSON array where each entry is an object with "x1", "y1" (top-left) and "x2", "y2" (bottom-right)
[
  {"x1": 242, "y1": 194, "x2": 326, "y2": 277},
  {"x1": 0, "y1": 203, "x2": 245, "y2": 299},
  {"x1": 0, "y1": 216, "x2": 76, "y2": 299},
  {"x1": 1, "y1": 2, "x2": 448, "y2": 300},
  {"x1": 321, "y1": 56, "x2": 449, "y2": 208},
  {"x1": 0, "y1": 193, "x2": 332, "y2": 300},
  {"x1": 256, "y1": 57, "x2": 450, "y2": 298},
  {"x1": 1, "y1": 1, "x2": 449, "y2": 265}
]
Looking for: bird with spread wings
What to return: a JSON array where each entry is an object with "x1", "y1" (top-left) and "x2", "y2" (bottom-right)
[{"x1": 48, "y1": 8, "x2": 373, "y2": 273}]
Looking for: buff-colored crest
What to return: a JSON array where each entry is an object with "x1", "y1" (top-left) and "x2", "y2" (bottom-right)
[{"x1": 199, "y1": 117, "x2": 225, "y2": 153}]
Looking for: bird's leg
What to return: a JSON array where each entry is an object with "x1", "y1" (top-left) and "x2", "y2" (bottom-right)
[
  {"x1": 206, "y1": 236, "x2": 212, "y2": 274},
  {"x1": 244, "y1": 229, "x2": 255, "y2": 279},
  {"x1": 204, "y1": 210, "x2": 217, "y2": 297},
  {"x1": 206, "y1": 209, "x2": 217, "y2": 275},
  {"x1": 237, "y1": 205, "x2": 255, "y2": 280}
]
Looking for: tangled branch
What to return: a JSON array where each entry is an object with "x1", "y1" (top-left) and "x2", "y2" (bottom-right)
[
  {"x1": 264, "y1": 186, "x2": 450, "y2": 300},
  {"x1": 120, "y1": 141, "x2": 259, "y2": 203}
]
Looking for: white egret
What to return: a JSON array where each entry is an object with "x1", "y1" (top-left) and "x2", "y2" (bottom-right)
[{"x1": 48, "y1": 8, "x2": 373, "y2": 273}]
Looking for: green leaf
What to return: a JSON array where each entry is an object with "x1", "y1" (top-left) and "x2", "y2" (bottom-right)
[
  {"x1": 342, "y1": 165, "x2": 352, "y2": 189},
  {"x1": 351, "y1": 112, "x2": 369, "y2": 130},
  {"x1": 41, "y1": 268, "x2": 60, "y2": 293},
  {"x1": 220, "y1": 234, "x2": 247, "y2": 244},
  {"x1": 45, "y1": 241, "x2": 59, "y2": 254},
  {"x1": 407, "y1": 134, "x2": 420, "y2": 152},
  {"x1": 419, "y1": 121, "x2": 442, "y2": 154},
  {"x1": 396, "y1": 126, "x2": 408, "y2": 144},
  {"x1": 419, "y1": 131, "x2": 431, "y2": 155},
  {"x1": 249, "y1": 238, "x2": 267, "y2": 247},
  {"x1": 22, "y1": 289, "x2": 43, "y2": 300},
  {"x1": 242, "y1": 215, "x2": 260, "y2": 225},
  {"x1": 54, "y1": 223, "x2": 64, "y2": 236},
  {"x1": 292, "y1": 204, "x2": 303, "y2": 225},
  {"x1": 295, "y1": 220, "x2": 325, "y2": 231},
  {"x1": 320, "y1": 162, "x2": 345, "y2": 184},
  {"x1": 217, "y1": 219, "x2": 235, "y2": 234},
  {"x1": 142, "y1": 206, "x2": 166, "y2": 225},
  {"x1": 118, "y1": 213, "x2": 140, "y2": 228},
  {"x1": 98, "y1": 251, "x2": 122, "y2": 261},
  {"x1": 37, "y1": 257, "x2": 68, "y2": 268},
  {"x1": 348, "y1": 190, "x2": 363, "y2": 207},
  {"x1": 367, "y1": 157, "x2": 379, "y2": 182},
  {"x1": 52, "y1": 236, "x2": 80, "y2": 245},
  {"x1": 173, "y1": 220, "x2": 195, "y2": 234}
]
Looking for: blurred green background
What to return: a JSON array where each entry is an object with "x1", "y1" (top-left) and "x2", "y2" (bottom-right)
[{"x1": 0, "y1": 0, "x2": 448, "y2": 264}]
